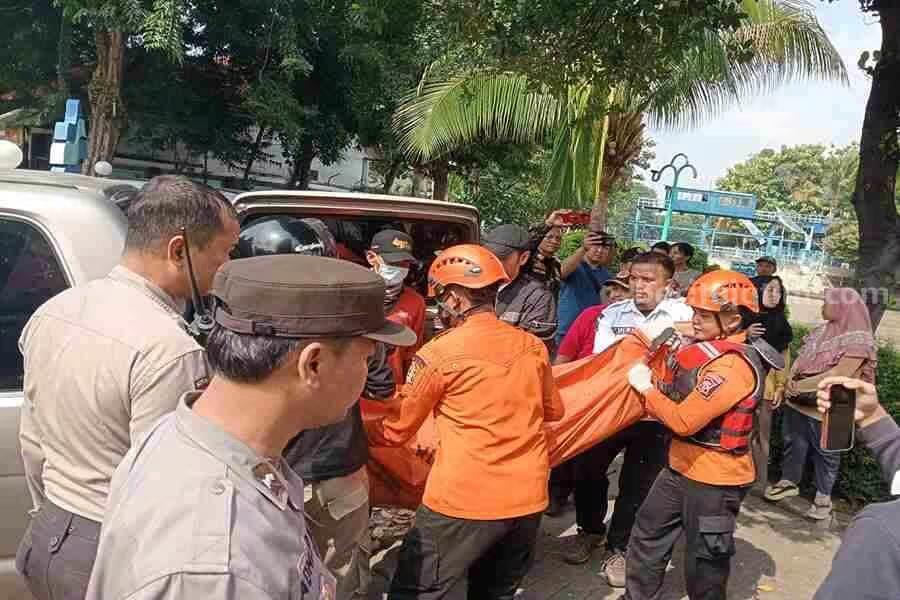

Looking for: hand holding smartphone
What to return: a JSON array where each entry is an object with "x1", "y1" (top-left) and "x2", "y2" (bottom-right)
[{"x1": 821, "y1": 384, "x2": 856, "y2": 452}]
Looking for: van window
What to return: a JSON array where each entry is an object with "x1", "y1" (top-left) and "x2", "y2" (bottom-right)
[
  {"x1": 0, "y1": 219, "x2": 69, "y2": 391},
  {"x1": 241, "y1": 214, "x2": 471, "y2": 298}
]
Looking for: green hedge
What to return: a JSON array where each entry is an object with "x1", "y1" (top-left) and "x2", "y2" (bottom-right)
[{"x1": 768, "y1": 325, "x2": 900, "y2": 505}]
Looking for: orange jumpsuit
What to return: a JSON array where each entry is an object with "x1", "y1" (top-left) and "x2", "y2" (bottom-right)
[{"x1": 368, "y1": 311, "x2": 564, "y2": 520}]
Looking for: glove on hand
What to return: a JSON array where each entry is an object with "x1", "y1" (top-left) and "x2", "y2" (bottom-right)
[
  {"x1": 628, "y1": 363, "x2": 654, "y2": 394},
  {"x1": 638, "y1": 317, "x2": 673, "y2": 343}
]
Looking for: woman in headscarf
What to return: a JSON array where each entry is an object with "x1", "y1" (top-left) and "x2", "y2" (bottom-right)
[
  {"x1": 747, "y1": 275, "x2": 793, "y2": 489},
  {"x1": 765, "y1": 288, "x2": 878, "y2": 520}
]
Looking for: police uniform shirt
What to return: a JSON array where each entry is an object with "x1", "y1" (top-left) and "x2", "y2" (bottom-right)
[
  {"x1": 592, "y1": 298, "x2": 695, "y2": 354},
  {"x1": 18, "y1": 265, "x2": 209, "y2": 522},
  {"x1": 86, "y1": 392, "x2": 336, "y2": 600}
]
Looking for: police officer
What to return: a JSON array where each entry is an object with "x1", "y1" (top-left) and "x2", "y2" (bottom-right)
[
  {"x1": 235, "y1": 215, "x2": 398, "y2": 599},
  {"x1": 625, "y1": 270, "x2": 783, "y2": 600},
  {"x1": 368, "y1": 244, "x2": 563, "y2": 599},
  {"x1": 86, "y1": 255, "x2": 416, "y2": 599},
  {"x1": 17, "y1": 176, "x2": 238, "y2": 600},
  {"x1": 483, "y1": 223, "x2": 558, "y2": 343}
]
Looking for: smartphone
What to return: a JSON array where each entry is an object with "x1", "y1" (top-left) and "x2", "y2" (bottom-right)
[
  {"x1": 821, "y1": 384, "x2": 856, "y2": 452},
  {"x1": 559, "y1": 211, "x2": 591, "y2": 226}
]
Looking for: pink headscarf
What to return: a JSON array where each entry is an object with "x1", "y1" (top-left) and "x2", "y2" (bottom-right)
[{"x1": 792, "y1": 288, "x2": 878, "y2": 383}]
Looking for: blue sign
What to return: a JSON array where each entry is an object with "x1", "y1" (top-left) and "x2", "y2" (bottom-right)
[{"x1": 49, "y1": 99, "x2": 87, "y2": 173}]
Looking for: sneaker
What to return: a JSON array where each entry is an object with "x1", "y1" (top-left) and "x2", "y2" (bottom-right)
[
  {"x1": 601, "y1": 550, "x2": 627, "y2": 588},
  {"x1": 764, "y1": 479, "x2": 800, "y2": 502},
  {"x1": 806, "y1": 493, "x2": 833, "y2": 521},
  {"x1": 563, "y1": 531, "x2": 606, "y2": 565}
]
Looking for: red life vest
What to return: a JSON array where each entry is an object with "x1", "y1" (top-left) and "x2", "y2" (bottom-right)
[{"x1": 658, "y1": 340, "x2": 767, "y2": 454}]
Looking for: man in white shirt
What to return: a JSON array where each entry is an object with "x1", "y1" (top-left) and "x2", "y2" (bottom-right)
[{"x1": 563, "y1": 252, "x2": 693, "y2": 589}]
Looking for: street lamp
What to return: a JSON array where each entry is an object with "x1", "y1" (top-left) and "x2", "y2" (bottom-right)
[{"x1": 651, "y1": 153, "x2": 697, "y2": 242}]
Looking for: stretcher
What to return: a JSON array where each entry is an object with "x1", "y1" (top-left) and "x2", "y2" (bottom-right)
[{"x1": 364, "y1": 331, "x2": 669, "y2": 509}]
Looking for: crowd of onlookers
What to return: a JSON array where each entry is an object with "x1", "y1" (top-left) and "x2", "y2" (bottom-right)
[{"x1": 482, "y1": 213, "x2": 883, "y2": 586}]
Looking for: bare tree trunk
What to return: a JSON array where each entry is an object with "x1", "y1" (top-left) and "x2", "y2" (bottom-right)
[
  {"x1": 410, "y1": 168, "x2": 426, "y2": 197},
  {"x1": 289, "y1": 142, "x2": 317, "y2": 189},
  {"x1": 83, "y1": 31, "x2": 126, "y2": 174},
  {"x1": 381, "y1": 158, "x2": 403, "y2": 194},
  {"x1": 242, "y1": 127, "x2": 268, "y2": 188},
  {"x1": 852, "y1": 3, "x2": 900, "y2": 328},
  {"x1": 431, "y1": 159, "x2": 450, "y2": 201},
  {"x1": 590, "y1": 176, "x2": 614, "y2": 233}
]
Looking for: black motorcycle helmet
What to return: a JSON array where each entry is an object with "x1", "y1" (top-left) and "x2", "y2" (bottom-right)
[{"x1": 235, "y1": 215, "x2": 337, "y2": 259}]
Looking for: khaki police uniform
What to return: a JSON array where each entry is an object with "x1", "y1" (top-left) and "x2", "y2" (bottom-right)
[
  {"x1": 86, "y1": 255, "x2": 415, "y2": 600},
  {"x1": 86, "y1": 393, "x2": 336, "y2": 600},
  {"x1": 17, "y1": 265, "x2": 208, "y2": 600}
]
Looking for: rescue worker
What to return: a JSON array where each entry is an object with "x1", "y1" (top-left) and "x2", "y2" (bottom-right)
[
  {"x1": 16, "y1": 176, "x2": 238, "y2": 600},
  {"x1": 85, "y1": 255, "x2": 416, "y2": 599},
  {"x1": 366, "y1": 229, "x2": 427, "y2": 383},
  {"x1": 235, "y1": 215, "x2": 398, "y2": 599},
  {"x1": 367, "y1": 244, "x2": 564, "y2": 600},
  {"x1": 624, "y1": 270, "x2": 783, "y2": 600},
  {"x1": 483, "y1": 223, "x2": 558, "y2": 344},
  {"x1": 562, "y1": 252, "x2": 693, "y2": 588}
]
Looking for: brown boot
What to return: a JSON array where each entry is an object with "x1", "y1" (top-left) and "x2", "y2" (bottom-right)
[{"x1": 563, "y1": 531, "x2": 606, "y2": 565}]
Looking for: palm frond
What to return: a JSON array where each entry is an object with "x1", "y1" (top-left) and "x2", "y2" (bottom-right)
[
  {"x1": 646, "y1": 0, "x2": 847, "y2": 130},
  {"x1": 393, "y1": 73, "x2": 563, "y2": 161}
]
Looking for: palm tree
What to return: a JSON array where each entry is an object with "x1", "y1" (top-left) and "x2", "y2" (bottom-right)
[{"x1": 394, "y1": 0, "x2": 847, "y2": 226}]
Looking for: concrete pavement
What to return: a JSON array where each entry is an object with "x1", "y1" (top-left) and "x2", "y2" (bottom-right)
[{"x1": 369, "y1": 467, "x2": 845, "y2": 600}]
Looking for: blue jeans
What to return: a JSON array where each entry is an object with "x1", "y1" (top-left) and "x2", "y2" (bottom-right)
[{"x1": 781, "y1": 406, "x2": 841, "y2": 495}]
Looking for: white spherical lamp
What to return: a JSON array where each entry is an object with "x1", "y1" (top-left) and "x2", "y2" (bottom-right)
[
  {"x1": 94, "y1": 161, "x2": 113, "y2": 177},
  {"x1": 0, "y1": 140, "x2": 24, "y2": 170}
]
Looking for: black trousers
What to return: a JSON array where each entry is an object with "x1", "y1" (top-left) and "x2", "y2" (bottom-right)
[
  {"x1": 16, "y1": 500, "x2": 101, "y2": 600},
  {"x1": 388, "y1": 505, "x2": 542, "y2": 600},
  {"x1": 573, "y1": 420, "x2": 669, "y2": 551},
  {"x1": 625, "y1": 468, "x2": 748, "y2": 600}
]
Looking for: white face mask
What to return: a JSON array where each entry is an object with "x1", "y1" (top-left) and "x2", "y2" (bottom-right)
[{"x1": 377, "y1": 264, "x2": 409, "y2": 288}]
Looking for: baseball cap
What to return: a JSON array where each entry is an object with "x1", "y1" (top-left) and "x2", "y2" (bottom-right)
[
  {"x1": 210, "y1": 255, "x2": 417, "y2": 347},
  {"x1": 370, "y1": 229, "x2": 417, "y2": 265},
  {"x1": 756, "y1": 256, "x2": 777, "y2": 267},
  {"x1": 482, "y1": 224, "x2": 531, "y2": 258},
  {"x1": 602, "y1": 277, "x2": 630, "y2": 290}
]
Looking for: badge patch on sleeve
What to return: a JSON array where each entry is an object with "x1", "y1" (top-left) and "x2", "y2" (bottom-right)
[
  {"x1": 696, "y1": 373, "x2": 726, "y2": 399},
  {"x1": 406, "y1": 356, "x2": 426, "y2": 385}
]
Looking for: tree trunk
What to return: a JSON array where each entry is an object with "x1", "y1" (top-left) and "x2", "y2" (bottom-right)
[
  {"x1": 242, "y1": 127, "x2": 267, "y2": 188},
  {"x1": 289, "y1": 141, "x2": 317, "y2": 189},
  {"x1": 852, "y1": 4, "x2": 900, "y2": 329},
  {"x1": 410, "y1": 168, "x2": 426, "y2": 197},
  {"x1": 431, "y1": 159, "x2": 450, "y2": 201},
  {"x1": 590, "y1": 177, "x2": 614, "y2": 233},
  {"x1": 56, "y1": 11, "x2": 71, "y2": 97},
  {"x1": 83, "y1": 31, "x2": 126, "y2": 174},
  {"x1": 382, "y1": 158, "x2": 403, "y2": 194}
]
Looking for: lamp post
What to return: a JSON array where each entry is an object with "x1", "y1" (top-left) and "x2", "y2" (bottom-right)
[{"x1": 651, "y1": 153, "x2": 697, "y2": 242}]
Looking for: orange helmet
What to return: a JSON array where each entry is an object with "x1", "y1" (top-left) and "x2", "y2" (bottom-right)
[
  {"x1": 427, "y1": 244, "x2": 510, "y2": 297},
  {"x1": 686, "y1": 270, "x2": 759, "y2": 313}
]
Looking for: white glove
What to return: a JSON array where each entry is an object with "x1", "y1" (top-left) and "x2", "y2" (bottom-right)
[
  {"x1": 637, "y1": 316, "x2": 673, "y2": 343},
  {"x1": 628, "y1": 363, "x2": 654, "y2": 394}
]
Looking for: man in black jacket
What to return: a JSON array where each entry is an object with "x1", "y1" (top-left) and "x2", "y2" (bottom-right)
[
  {"x1": 233, "y1": 215, "x2": 408, "y2": 599},
  {"x1": 814, "y1": 376, "x2": 900, "y2": 600},
  {"x1": 483, "y1": 223, "x2": 558, "y2": 345}
]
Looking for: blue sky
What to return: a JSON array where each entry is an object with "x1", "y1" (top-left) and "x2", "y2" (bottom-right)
[{"x1": 642, "y1": 2, "x2": 882, "y2": 196}]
